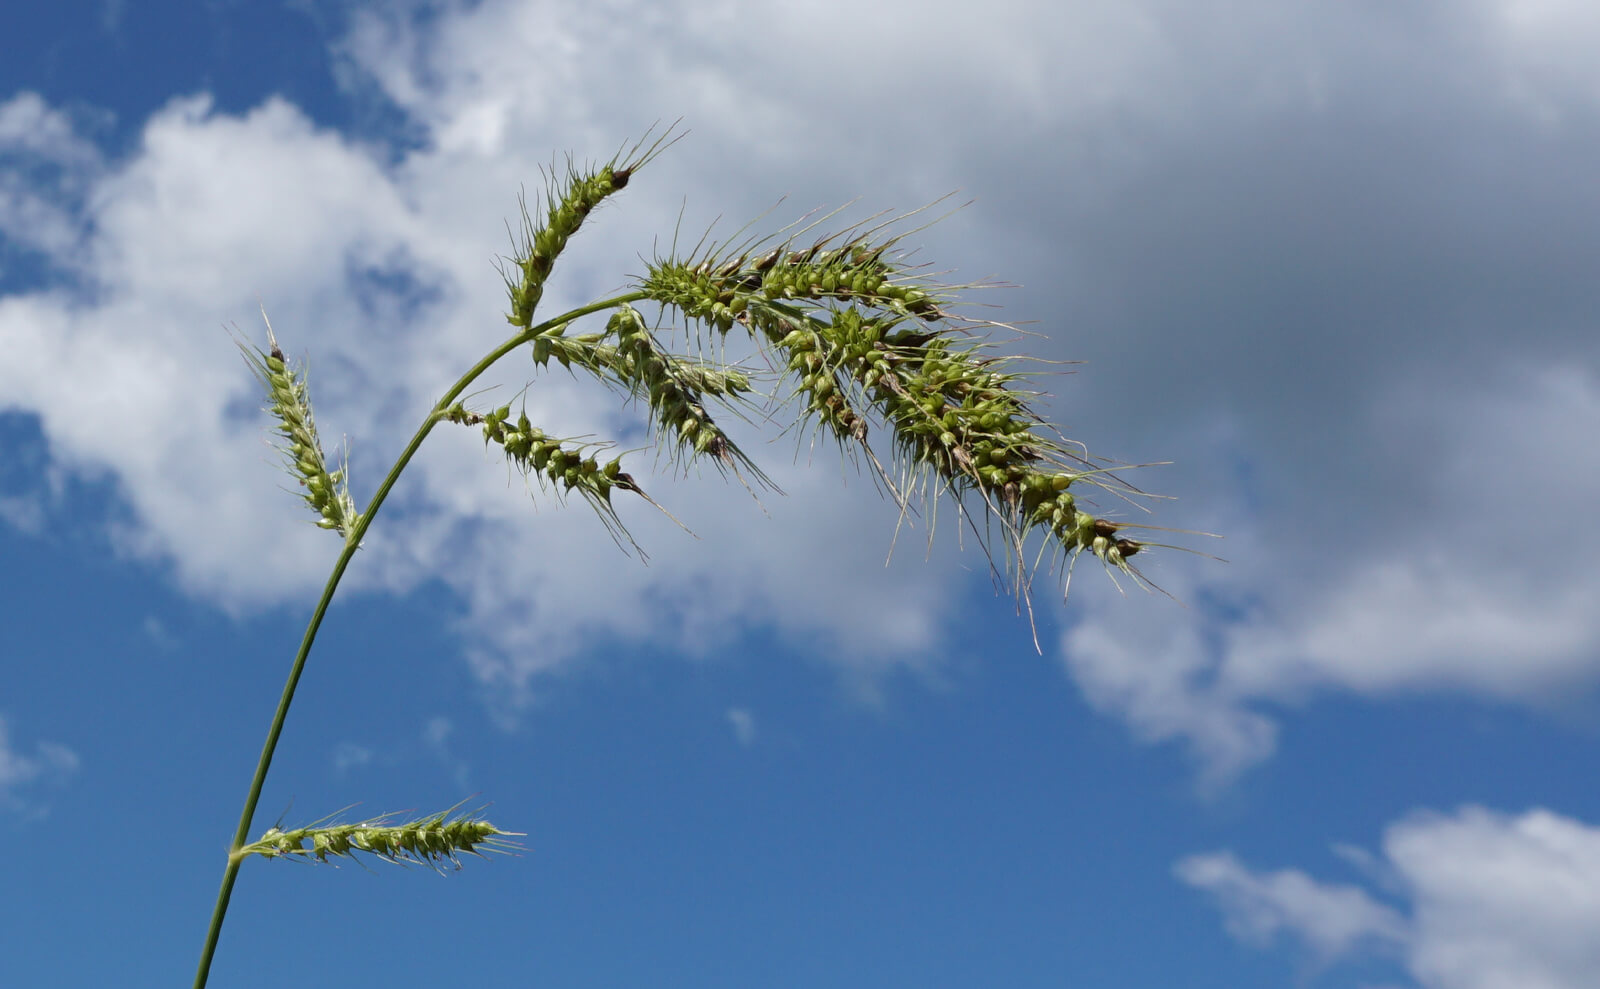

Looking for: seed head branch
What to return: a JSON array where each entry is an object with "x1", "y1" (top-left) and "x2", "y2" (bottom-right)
[
  {"x1": 233, "y1": 307, "x2": 362, "y2": 542},
  {"x1": 236, "y1": 805, "x2": 522, "y2": 873},
  {"x1": 501, "y1": 124, "x2": 682, "y2": 329},
  {"x1": 526, "y1": 307, "x2": 777, "y2": 491},
  {"x1": 637, "y1": 216, "x2": 1162, "y2": 599},
  {"x1": 441, "y1": 400, "x2": 661, "y2": 553}
]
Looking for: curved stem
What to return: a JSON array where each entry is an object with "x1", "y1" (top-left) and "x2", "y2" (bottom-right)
[{"x1": 193, "y1": 291, "x2": 646, "y2": 989}]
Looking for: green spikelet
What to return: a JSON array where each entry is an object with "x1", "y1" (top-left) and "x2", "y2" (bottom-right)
[
  {"x1": 237, "y1": 804, "x2": 522, "y2": 873},
  {"x1": 235, "y1": 307, "x2": 361, "y2": 542},
  {"x1": 501, "y1": 126, "x2": 682, "y2": 328}
]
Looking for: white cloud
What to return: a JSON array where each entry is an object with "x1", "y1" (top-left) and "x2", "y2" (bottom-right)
[
  {"x1": 1003, "y1": 0, "x2": 1600, "y2": 784},
  {"x1": 330, "y1": 742, "x2": 373, "y2": 774},
  {"x1": 1390, "y1": 806, "x2": 1600, "y2": 989},
  {"x1": 1494, "y1": 0, "x2": 1600, "y2": 120},
  {"x1": 1174, "y1": 850, "x2": 1406, "y2": 961},
  {"x1": 5, "y1": 0, "x2": 1600, "y2": 753},
  {"x1": 1221, "y1": 364, "x2": 1600, "y2": 700},
  {"x1": 420, "y1": 715, "x2": 472, "y2": 788},
  {"x1": 141, "y1": 614, "x2": 177, "y2": 651},
  {"x1": 0, "y1": 92, "x2": 91, "y2": 158},
  {"x1": 0, "y1": 92, "x2": 102, "y2": 263},
  {"x1": 1062, "y1": 602, "x2": 1277, "y2": 788},
  {"x1": 0, "y1": 715, "x2": 79, "y2": 813},
  {"x1": 422, "y1": 716, "x2": 453, "y2": 748},
  {"x1": 725, "y1": 707, "x2": 755, "y2": 746},
  {"x1": 1181, "y1": 805, "x2": 1600, "y2": 989},
  {"x1": 0, "y1": 493, "x2": 45, "y2": 534},
  {"x1": 1064, "y1": 361, "x2": 1600, "y2": 783}
]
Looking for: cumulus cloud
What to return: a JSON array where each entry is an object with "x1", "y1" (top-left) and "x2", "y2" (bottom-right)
[
  {"x1": 1221, "y1": 365, "x2": 1600, "y2": 698},
  {"x1": 1064, "y1": 359, "x2": 1600, "y2": 781},
  {"x1": 4, "y1": 0, "x2": 1599, "y2": 754},
  {"x1": 1031, "y1": 0, "x2": 1600, "y2": 780},
  {"x1": 1390, "y1": 806, "x2": 1600, "y2": 989},
  {"x1": 1179, "y1": 805, "x2": 1600, "y2": 989}
]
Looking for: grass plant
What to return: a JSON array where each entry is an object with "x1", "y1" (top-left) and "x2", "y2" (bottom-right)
[{"x1": 196, "y1": 126, "x2": 1189, "y2": 987}]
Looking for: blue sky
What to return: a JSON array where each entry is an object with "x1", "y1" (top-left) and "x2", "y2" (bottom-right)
[{"x1": 3, "y1": 2, "x2": 1599, "y2": 987}]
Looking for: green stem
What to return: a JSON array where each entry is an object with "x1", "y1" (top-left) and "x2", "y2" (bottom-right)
[{"x1": 193, "y1": 292, "x2": 646, "y2": 989}]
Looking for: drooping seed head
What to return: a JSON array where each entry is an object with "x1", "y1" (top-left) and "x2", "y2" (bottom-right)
[{"x1": 632, "y1": 202, "x2": 1166, "y2": 602}]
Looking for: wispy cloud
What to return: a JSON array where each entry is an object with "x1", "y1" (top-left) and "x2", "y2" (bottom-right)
[
  {"x1": 725, "y1": 707, "x2": 756, "y2": 747},
  {"x1": 422, "y1": 716, "x2": 452, "y2": 749},
  {"x1": 329, "y1": 741, "x2": 373, "y2": 774},
  {"x1": 1174, "y1": 851, "x2": 1407, "y2": 962},
  {"x1": 421, "y1": 716, "x2": 470, "y2": 789},
  {"x1": 0, "y1": 715, "x2": 79, "y2": 815}
]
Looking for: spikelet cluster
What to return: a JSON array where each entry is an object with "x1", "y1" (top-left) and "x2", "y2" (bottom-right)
[
  {"x1": 442, "y1": 399, "x2": 652, "y2": 544},
  {"x1": 528, "y1": 308, "x2": 773, "y2": 487},
  {"x1": 639, "y1": 222, "x2": 1155, "y2": 594},
  {"x1": 235, "y1": 311, "x2": 361, "y2": 541},
  {"x1": 238, "y1": 807, "x2": 521, "y2": 872},
  {"x1": 643, "y1": 231, "x2": 944, "y2": 334},
  {"x1": 502, "y1": 128, "x2": 680, "y2": 329}
]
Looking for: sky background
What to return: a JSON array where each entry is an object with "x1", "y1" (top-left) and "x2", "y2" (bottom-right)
[{"x1": 3, "y1": 1, "x2": 1599, "y2": 987}]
